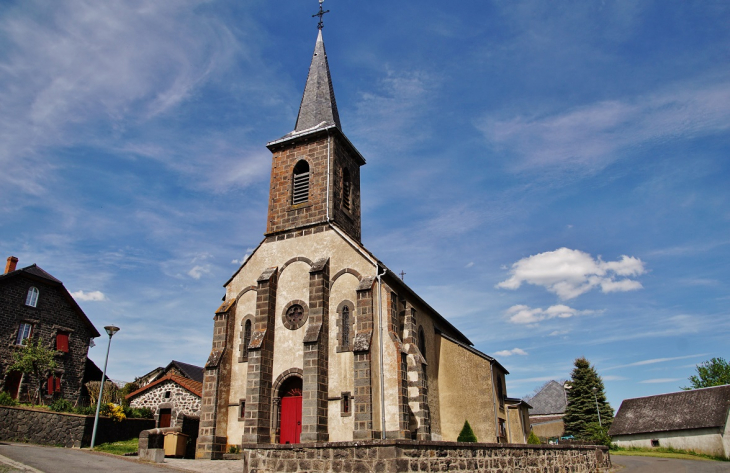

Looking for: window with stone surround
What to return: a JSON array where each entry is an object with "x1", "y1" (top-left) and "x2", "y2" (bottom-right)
[
  {"x1": 25, "y1": 287, "x2": 39, "y2": 307},
  {"x1": 336, "y1": 300, "x2": 355, "y2": 352},
  {"x1": 341, "y1": 392, "x2": 351, "y2": 417},
  {"x1": 238, "y1": 399, "x2": 246, "y2": 421},
  {"x1": 239, "y1": 316, "x2": 253, "y2": 362},
  {"x1": 15, "y1": 322, "x2": 33, "y2": 345},
  {"x1": 292, "y1": 160, "x2": 310, "y2": 205}
]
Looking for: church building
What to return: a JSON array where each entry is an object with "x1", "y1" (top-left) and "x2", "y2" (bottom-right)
[{"x1": 196, "y1": 25, "x2": 528, "y2": 459}]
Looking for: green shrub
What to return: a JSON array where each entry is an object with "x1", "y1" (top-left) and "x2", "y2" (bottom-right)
[
  {"x1": 457, "y1": 420, "x2": 478, "y2": 442},
  {"x1": 122, "y1": 406, "x2": 153, "y2": 419},
  {"x1": 49, "y1": 398, "x2": 74, "y2": 413},
  {"x1": 527, "y1": 431, "x2": 541, "y2": 445},
  {"x1": 229, "y1": 445, "x2": 240, "y2": 454},
  {"x1": 74, "y1": 405, "x2": 96, "y2": 416},
  {"x1": 586, "y1": 422, "x2": 612, "y2": 446},
  {"x1": 0, "y1": 392, "x2": 17, "y2": 406}
]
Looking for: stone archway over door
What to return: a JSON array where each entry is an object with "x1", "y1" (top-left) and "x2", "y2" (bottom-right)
[{"x1": 279, "y1": 377, "x2": 302, "y2": 444}]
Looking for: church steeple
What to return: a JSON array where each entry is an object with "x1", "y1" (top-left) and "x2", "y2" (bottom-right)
[
  {"x1": 266, "y1": 27, "x2": 365, "y2": 243},
  {"x1": 294, "y1": 30, "x2": 341, "y2": 133}
]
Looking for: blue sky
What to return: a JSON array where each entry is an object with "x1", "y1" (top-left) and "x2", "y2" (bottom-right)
[{"x1": 1, "y1": 0, "x2": 728, "y2": 410}]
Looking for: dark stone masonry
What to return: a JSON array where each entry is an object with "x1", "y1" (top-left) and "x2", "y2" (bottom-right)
[
  {"x1": 0, "y1": 406, "x2": 154, "y2": 448},
  {"x1": 241, "y1": 440, "x2": 611, "y2": 473}
]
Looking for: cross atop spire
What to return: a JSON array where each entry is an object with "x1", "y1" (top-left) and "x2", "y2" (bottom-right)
[{"x1": 312, "y1": 0, "x2": 329, "y2": 30}]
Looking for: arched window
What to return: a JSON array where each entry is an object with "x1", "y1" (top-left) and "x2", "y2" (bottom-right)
[
  {"x1": 25, "y1": 287, "x2": 39, "y2": 307},
  {"x1": 341, "y1": 306, "x2": 350, "y2": 348},
  {"x1": 342, "y1": 167, "x2": 351, "y2": 212},
  {"x1": 418, "y1": 326, "x2": 426, "y2": 361},
  {"x1": 292, "y1": 160, "x2": 310, "y2": 205},
  {"x1": 240, "y1": 318, "x2": 252, "y2": 362}
]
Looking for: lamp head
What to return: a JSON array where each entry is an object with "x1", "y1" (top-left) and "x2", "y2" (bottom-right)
[
  {"x1": 104, "y1": 325, "x2": 120, "y2": 337},
  {"x1": 592, "y1": 386, "x2": 598, "y2": 393}
]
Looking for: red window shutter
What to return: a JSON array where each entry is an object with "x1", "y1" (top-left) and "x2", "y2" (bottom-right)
[
  {"x1": 48, "y1": 376, "x2": 55, "y2": 394},
  {"x1": 55, "y1": 377, "x2": 61, "y2": 392},
  {"x1": 56, "y1": 332, "x2": 69, "y2": 352}
]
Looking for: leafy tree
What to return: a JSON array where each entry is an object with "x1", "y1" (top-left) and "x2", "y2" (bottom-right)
[
  {"x1": 457, "y1": 420, "x2": 477, "y2": 442},
  {"x1": 683, "y1": 357, "x2": 730, "y2": 390},
  {"x1": 119, "y1": 380, "x2": 140, "y2": 407},
  {"x1": 8, "y1": 337, "x2": 57, "y2": 406},
  {"x1": 563, "y1": 357, "x2": 614, "y2": 440}
]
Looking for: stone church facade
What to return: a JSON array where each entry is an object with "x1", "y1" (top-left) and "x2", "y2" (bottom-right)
[{"x1": 196, "y1": 29, "x2": 524, "y2": 459}]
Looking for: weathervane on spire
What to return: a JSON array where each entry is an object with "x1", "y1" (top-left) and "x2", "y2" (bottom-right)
[{"x1": 313, "y1": 0, "x2": 329, "y2": 30}]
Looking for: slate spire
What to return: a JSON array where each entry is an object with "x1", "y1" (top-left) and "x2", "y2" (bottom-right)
[{"x1": 294, "y1": 30, "x2": 341, "y2": 132}]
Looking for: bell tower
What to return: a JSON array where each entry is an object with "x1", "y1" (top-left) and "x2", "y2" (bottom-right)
[{"x1": 265, "y1": 29, "x2": 365, "y2": 242}]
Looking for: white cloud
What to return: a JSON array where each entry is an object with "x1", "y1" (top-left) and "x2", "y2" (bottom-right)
[
  {"x1": 479, "y1": 80, "x2": 730, "y2": 173},
  {"x1": 71, "y1": 290, "x2": 107, "y2": 301},
  {"x1": 506, "y1": 304, "x2": 593, "y2": 325},
  {"x1": 497, "y1": 248, "x2": 645, "y2": 300},
  {"x1": 602, "y1": 375, "x2": 628, "y2": 381},
  {"x1": 465, "y1": 262, "x2": 475, "y2": 268},
  {"x1": 495, "y1": 348, "x2": 528, "y2": 357}
]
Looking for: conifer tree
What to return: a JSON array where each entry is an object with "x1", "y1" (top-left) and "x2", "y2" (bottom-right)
[
  {"x1": 457, "y1": 420, "x2": 477, "y2": 442},
  {"x1": 563, "y1": 357, "x2": 613, "y2": 440}
]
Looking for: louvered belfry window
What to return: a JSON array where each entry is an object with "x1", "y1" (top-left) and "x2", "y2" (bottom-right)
[{"x1": 292, "y1": 160, "x2": 310, "y2": 205}]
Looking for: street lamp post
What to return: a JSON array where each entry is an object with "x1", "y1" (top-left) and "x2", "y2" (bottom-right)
[
  {"x1": 90, "y1": 325, "x2": 120, "y2": 449},
  {"x1": 591, "y1": 386, "x2": 602, "y2": 427}
]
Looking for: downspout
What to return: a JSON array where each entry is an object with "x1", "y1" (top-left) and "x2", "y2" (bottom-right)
[
  {"x1": 489, "y1": 362, "x2": 499, "y2": 442},
  {"x1": 376, "y1": 265, "x2": 387, "y2": 438}
]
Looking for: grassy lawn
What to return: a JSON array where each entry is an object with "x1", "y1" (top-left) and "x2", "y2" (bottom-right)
[
  {"x1": 92, "y1": 438, "x2": 138, "y2": 455},
  {"x1": 612, "y1": 447, "x2": 728, "y2": 462}
]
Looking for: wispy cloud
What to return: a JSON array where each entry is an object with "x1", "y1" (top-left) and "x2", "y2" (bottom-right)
[
  {"x1": 604, "y1": 354, "x2": 707, "y2": 372},
  {"x1": 478, "y1": 80, "x2": 730, "y2": 173},
  {"x1": 640, "y1": 378, "x2": 684, "y2": 384},
  {"x1": 497, "y1": 248, "x2": 645, "y2": 300}
]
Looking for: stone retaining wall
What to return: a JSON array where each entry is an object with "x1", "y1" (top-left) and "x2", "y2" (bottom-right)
[
  {"x1": 242, "y1": 440, "x2": 610, "y2": 473},
  {"x1": 0, "y1": 406, "x2": 154, "y2": 448}
]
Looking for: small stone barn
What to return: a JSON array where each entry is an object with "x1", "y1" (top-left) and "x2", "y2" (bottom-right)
[
  {"x1": 126, "y1": 361, "x2": 203, "y2": 428},
  {"x1": 526, "y1": 380, "x2": 568, "y2": 440},
  {"x1": 609, "y1": 385, "x2": 730, "y2": 458}
]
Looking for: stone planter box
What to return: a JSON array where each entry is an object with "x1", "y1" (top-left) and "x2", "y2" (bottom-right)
[{"x1": 0, "y1": 405, "x2": 154, "y2": 448}]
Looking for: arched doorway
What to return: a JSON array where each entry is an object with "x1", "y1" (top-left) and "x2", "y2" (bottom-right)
[{"x1": 278, "y1": 376, "x2": 302, "y2": 444}]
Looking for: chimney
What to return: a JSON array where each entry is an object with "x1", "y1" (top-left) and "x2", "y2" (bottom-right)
[{"x1": 5, "y1": 256, "x2": 18, "y2": 274}]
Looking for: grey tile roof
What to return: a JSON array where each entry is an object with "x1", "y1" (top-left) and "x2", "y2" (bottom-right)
[
  {"x1": 0, "y1": 264, "x2": 62, "y2": 284},
  {"x1": 168, "y1": 360, "x2": 204, "y2": 384},
  {"x1": 526, "y1": 380, "x2": 567, "y2": 415},
  {"x1": 609, "y1": 385, "x2": 730, "y2": 436}
]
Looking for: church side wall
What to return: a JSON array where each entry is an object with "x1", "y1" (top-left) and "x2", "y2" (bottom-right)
[{"x1": 437, "y1": 337, "x2": 496, "y2": 442}]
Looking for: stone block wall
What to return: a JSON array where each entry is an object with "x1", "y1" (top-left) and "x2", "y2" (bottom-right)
[
  {"x1": 241, "y1": 440, "x2": 610, "y2": 473},
  {"x1": 0, "y1": 406, "x2": 154, "y2": 448}
]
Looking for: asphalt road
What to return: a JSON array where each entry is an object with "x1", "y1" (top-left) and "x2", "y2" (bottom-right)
[
  {"x1": 612, "y1": 455, "x2": 730, "y2": 473},
  {"x1": 0, "y1": 443, "x2": 241, "y2": 473}
]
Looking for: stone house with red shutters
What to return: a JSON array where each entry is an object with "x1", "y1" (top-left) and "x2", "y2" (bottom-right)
[
  {"x1": 126, "y1": 360, "x2": 203, "y2": 428},
  {"x1": 196, "y1": 29, "x2": 525, "y2": 458},
  {"x1": 0, "y1": 257, "x2": 101, "y2": 403}
]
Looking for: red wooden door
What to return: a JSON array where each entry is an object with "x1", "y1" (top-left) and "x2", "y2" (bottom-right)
[
  {"x1": 279, "y1": 396, "x2": 302, "y2": 444},
  {"x1": 159, "y1": 408, "x2": 171, "y2": 428}
]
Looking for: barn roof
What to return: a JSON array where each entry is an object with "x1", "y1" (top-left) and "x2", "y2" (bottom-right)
[
  {"x1": 609, "y1": 385, "x2": 730, "y2": 436},
  {"x1": 526, "y1": 380, "x2": 567, "y2": 416}
]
